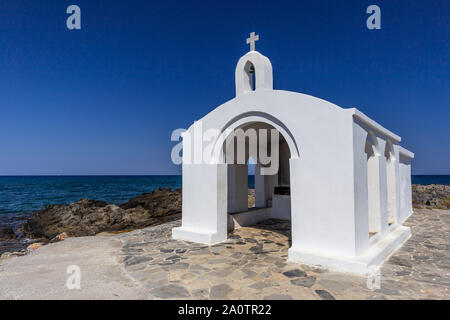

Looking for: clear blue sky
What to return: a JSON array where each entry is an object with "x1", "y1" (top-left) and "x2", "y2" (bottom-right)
[{"x1": 0, "y1": 0, "x2": 448, "y2": 175}]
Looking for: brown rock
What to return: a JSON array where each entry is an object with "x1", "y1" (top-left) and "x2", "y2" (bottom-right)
[
  {"x1": 0, "y1": 251, "x2": 26, "y2": 261},
  {"x1": 0, "y1": 227, "x2": 16, "y2": 241},
  {"x1": 412, "y1": 184, "x2": 450, "y2": 209},
  {"x1": 27, "y1": 243, "x2": 43, "y2": 251},
  {"x1": 51, "y1": 232, "x2": 69, "y2": 242},
  {"x1": 22, "y1": 188, "x2": 181, "y2": 239}
]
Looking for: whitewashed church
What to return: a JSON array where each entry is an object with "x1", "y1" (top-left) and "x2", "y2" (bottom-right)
[{"x1": 172, "y1": 33, "x2": 414, "y2": 274}]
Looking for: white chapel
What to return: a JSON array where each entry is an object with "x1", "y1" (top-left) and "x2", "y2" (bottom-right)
[{"x1": 172, "y1": 33, "x2": 415, "y2": 274}]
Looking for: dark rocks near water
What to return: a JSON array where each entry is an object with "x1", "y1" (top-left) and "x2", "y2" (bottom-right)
[
  {"x1": 21, "y1": 188, "x2": 181, "y2": 240},
  {"x1": 412, "y1": 184, "x2": 450, "y2": 209},
  {"x1": 0, "y1": 227, "x2": 16, "y2": 241},
  {"x1": 3, "y1": 183, "x2": 449, "y2": 248}
]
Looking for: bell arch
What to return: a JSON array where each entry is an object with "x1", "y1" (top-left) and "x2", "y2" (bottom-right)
[
  {"x1": 243, "y1": 61, "x2": 256, "y2": 91},
  {"x1": 235, "y1": 51, "x2": 273, "y2": 96}
]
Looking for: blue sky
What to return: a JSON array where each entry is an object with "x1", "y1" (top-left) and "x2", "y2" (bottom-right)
[{"x1": 0, "y1": 0, "x2": 448, "y2": 175}]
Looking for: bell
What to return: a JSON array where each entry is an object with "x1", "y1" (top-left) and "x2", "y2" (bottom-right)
[{"x1": 248, "y1": 65, "x2": 255, "y2": 74}]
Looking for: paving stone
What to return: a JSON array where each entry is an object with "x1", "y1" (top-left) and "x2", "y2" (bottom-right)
[
  {"x1": 208, "y1": 269, "x2": 233, "y2": 278},
  {"x1": 166, "y1": 255, "x2": 181, "y2": 260},
  {"x1": 315, "y1": 289, "x2": 336, "y2": 300},
  {"x1": 250, "y1": 245, "x2": 264, "y2": 253},
  {"x1": 282, "y1": 269, "x2": 307, "y2": 278},
  {"x1": 319, "y1": 279, "x2": 352, "y2": 292},
  {"x1": 149, "y1": 284, "x2": 190, "y2": 298},
  {"x1": 210, "y1": 284, "x2": 233, "y2": 299},
  {"x1": 242, "y1": 269, "x2": 258, "y2": 278},
  {"x1": 159, "y1": 260, "x2": 177, "y2": 266},
  {"x1": 116, "y1": 210, "x2": 450, "y2": 300},
  {"x1": 124, "y1": 256, "x2": 153, "y2": 266},
  {"x1": 143, "y1": 279, "x2": 168, "y2": 290},
  {"x1": 375, "y1": 287, "x2": 400, "y2": 296},
  {"x1": 231, "y1": 252, "x2": 243, "y2": 259},
  {"x1": 264, "y1": 294, "x2": 293, "y2": 300},
  {"x1": 395, "y1": 271, "x2": 411, "y2": 276},
  {"x1": 192, "y1": 288, "x2": 209, "y2": 299},
  {"x1": 290, "y1": 276, "x2": 316, "y2": 287},
  {"x1": 249, "y1": 281, "x2": 270, "y2": 290},
  {"x1": 389, "y1": 257, "x2": 412, "y2": 268},
  {"x1": 130, "y1": 270, "x2": 154, "y2": 281},
  {"x1": 170, "y1": 262, "x2": 190, "y2": 270},
  {"x1": 275, "y1": 261, "x2": 287, "y2": 268},
  {"x1": 189, "y1": 264, "x2": 210, "y2": 272}
]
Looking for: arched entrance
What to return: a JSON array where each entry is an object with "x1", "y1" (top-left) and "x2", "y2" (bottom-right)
[{"x1": 215, "y1": 118, "x2": 296, "y2": 235}]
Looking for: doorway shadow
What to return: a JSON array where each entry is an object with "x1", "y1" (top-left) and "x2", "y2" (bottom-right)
[{"x1": 228, "y1": 218, "x2": 292, "y2": 247}]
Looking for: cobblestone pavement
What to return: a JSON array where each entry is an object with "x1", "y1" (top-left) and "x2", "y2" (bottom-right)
[{"x1": 116, "y1": 209, "x2": 449, "y2": 300}]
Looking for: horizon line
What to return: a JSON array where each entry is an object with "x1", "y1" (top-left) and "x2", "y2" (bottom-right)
[{"x1": 0, "y1": 174, "x2": 449, "y2": 177}]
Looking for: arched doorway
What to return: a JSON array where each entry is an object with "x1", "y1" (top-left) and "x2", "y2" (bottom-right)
[{"x1": 217, "y1": 119, "x2": 296, "y2": 234}]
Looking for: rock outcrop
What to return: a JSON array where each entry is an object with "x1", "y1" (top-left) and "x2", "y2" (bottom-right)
[
  {"x1": 0, "y1": 227, "x2": 16, "y2": 241},
  {"x1": 13, "y1": 184, "x2": 450, "y2": 242},
  {"x1": 22, "y1": 188, "x2": 181, "y2": 240},
  {"x1": 412, "y1": 184, "x2": 450, "y2": 209}
]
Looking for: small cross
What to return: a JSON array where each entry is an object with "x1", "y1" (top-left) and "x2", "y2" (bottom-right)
[{"x1": 246, "y1": 32, "x2": 259, "y2": 52}]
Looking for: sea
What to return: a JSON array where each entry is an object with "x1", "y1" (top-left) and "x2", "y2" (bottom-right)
[{"x1": 0, "y1": 175, "x2": 449, "y2": 226}]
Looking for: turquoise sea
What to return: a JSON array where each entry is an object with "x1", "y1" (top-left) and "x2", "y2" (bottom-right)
[{"x1": 0, "y1": 175, "x2": 448, "y2": 226}]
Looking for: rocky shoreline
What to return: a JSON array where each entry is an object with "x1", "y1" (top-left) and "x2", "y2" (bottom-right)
[
  {"x1": 0, "y1": 184, "x2": 448, "y2": 258},
  {"x1": 0, "y1": 188, "x2": 182, "y2": 257},
  {"x1": 412, "y1": 184, "x2": 450, "y2": 209},
  {"x1": 22, "y1": 187, "x2": 181, "y2": 239},
  {"x1": 1, "y1": 207, "x2": 448, "y2": 299}
]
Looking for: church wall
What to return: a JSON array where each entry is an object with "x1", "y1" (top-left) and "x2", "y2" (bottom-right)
[
  {"x1": 398, "y1": 154, "x2": 413, "y2": 223},
  {"x1": 174, "y1": 49, "x2": 413, "y2": 273},
  {"x1": 174, "y1": 163, "x2": 228, "y2": 243},
  {"x1": 375, "y1": 136, "x2": 389, "y2": 235},
  {"x1": 351, "y1": 120, "x2": 370, "y2": 255},
  {"x1": 255, "y1": 164, "x2": 277, "y2": 208},
  {"x1": 227, "y1": 164, "x2": 248, "y2": 213},
  {"x1": 178, "y1": 88, "x2": 412, "y2": 256},
  {"x1": 271, "y1": 194, "x2": 291, "y2": 220},
  {"x1": 278, "y1": 140, "x2": 290, "y2": 186},
  {"x1": 352, "y1": 119, "x2": 392, "y2": 253},
  {"x1": 196, "y1": 91, "x2": 360, "y2": 256},
  {"x1": 387, "y1": 143, "x2": 401, "y2": 225}
]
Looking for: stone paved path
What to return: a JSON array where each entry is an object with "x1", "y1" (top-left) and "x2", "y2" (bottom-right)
[{"x1": 116, "y1": 208, "x2": 450, "y2": 300}]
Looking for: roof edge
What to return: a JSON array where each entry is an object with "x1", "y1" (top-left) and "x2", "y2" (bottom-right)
[
  {"x1": 351, "y1": 108, "x2": 402, "y2": 143},
  {"x1": 399, "y1": 146, "x2": 415, "y2": 159}
]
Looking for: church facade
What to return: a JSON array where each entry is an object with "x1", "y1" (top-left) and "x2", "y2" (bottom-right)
[{"x1": 172, "y1": 34, "x2": 414, "y2": 275}]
